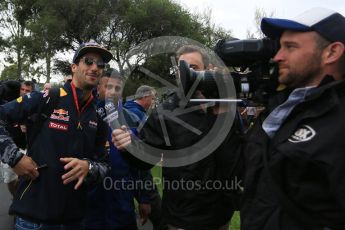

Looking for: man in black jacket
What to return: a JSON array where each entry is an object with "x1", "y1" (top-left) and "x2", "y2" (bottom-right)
[
  {"x1": 0, "y1": 42, "x2": 112, "y2": 229},
  {"x1": 112, "y1": 45, "x2": 242, "y2": 230},
  {"x1": 240, "y1": 8, "x2": 345, "y2": 230}
]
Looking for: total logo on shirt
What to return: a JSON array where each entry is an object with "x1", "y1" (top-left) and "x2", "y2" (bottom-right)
[
  {"x1": 288, "y1": 125, "x2": 316, "y2": 143},
  {"x1": 48, "y1": 121, "x2": 68, "y2": 131}
]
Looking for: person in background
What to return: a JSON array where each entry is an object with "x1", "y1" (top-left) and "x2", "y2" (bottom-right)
[
  {"x1": 241, "y1": 102, "x2": 257, "y2": 128},
  {"x1": 19, "y1": 81, "x2": 34, "y2": 96},
  {"x1": 42, "y1": 83, "x2": 52, "y2": 92},
  {"x1": 85, "y1": 71, "x2": 152, "y2": 230},
  {"x1": 64, "y1": 75, "x2": 73, "y2": 83},
  {"x1": 124, "y1": 85, "x2": 168, "y2": 230},
  {"x1": 125, "y1": 85, "x2": 156, "y2": 120},
  {"x1": 2, "y1": 80, "x2": 34, "y2": 196}
]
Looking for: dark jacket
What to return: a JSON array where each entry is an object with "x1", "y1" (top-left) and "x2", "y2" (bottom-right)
[
  {"x1": 123, "y1": 100, "x2": 158, "y2": 201},
  {"x1": 135, "y1": 93, "x2": 242, "y2": 230},
  {"x1": 124, "y1": 100, "x2": 147, "y2": 122},
  {"x1": 84, "y1": 100, "x2": 151, "y2": 229},
  {"x1": 0, "y1": 80, "x2": 26, "y2": 149},
  {"x1": 0, "y1": 82, "x2": 109, "y2": 224},
  {"x1": 241, "y1": 77, "x2": 345, "y2": 230}
]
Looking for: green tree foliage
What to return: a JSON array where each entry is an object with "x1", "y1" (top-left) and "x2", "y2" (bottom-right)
[
  {"x1": 194, "y1": 7, "x2": 233, "y2": 47},
  {"x1": 99, "y1": 0, "x2": 228, "y2": 93},
  {"x1": 0, "y1": 0, "x2": 115, "y2": 82},
  {"x1": 24, "y1": 0, "x2": 115, "y2": 82},
  {"x1": 246, "y1": 7, "x2": 275, "y2": 39},
  {"x1": 0, "y1": 37, "x2": 6, "y2": 48},
  {"x1": 0, "y1": 0, "x2": 38, "y2": 80},
  {"x1": 1, "y1": 64, "x2": 20, "y2": 80},
  {"x1": 1, "y1": 0, "x2": 233, "y2": 86},
  {"x1": 124, "y1": 0, "x2": 205, "y2": 40},
  {"x1": 98, "y1": 0, "x2": 207, "y2": 74},
  {"x1": 48, "y1": 0, "x2": 114, "y2": 45},
  {"x1": 52, "y1": 59, "x2": 71, "y2": 76},
  {"x1": 122, "y1": 53, "x2": 176, "y2": 98}
]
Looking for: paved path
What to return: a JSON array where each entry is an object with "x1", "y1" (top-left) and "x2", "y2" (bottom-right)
[
  {"x1": 0, "y1": 183, "x2": 14, "y2": 230},
  {"x1": 0, "y1": 182, "x2": 155, "y2": 230}
]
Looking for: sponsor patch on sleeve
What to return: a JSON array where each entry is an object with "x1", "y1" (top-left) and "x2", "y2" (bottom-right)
[
  {"x1": 16, "y1": 96, "x2": 23, "y2": 103},
  {"x1": 288, "y1": 125, "x2": 316, "y2": 143}
]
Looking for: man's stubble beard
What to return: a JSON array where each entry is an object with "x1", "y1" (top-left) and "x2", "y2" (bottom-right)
[{"x1": 281, "y1": 53, "x2": 322, "y2": 89}]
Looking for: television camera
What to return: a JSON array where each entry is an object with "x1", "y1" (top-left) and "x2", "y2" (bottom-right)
[
  {"x1": 179, "y1": 38, "x2": 280, "y2": 105},
  {"x1": 0, "y1": 80, "x2": 21, "y2": 105}
]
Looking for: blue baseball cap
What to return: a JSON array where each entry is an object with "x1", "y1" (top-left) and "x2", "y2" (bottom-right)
[
  {"x1": 73, "y1": 41, "x2": 113, "y2": 63},
  {"x1": 261, "y1": 8, "x2": 345, "y2": 45}
]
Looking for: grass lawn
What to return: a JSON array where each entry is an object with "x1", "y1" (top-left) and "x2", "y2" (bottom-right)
[
  {"x1": 229, "y1": 211, "x2": 240, "y2": 230},
  {"x1": 151, "y1": 166, "x2": 241, "y2": 230}
]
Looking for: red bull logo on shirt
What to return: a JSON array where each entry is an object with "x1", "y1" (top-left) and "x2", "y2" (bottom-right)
[{"x1": 51, "y1": 109, "x2": 70, "y2": 122}]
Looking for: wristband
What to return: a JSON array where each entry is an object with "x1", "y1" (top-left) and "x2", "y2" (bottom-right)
[{"x1": 9, "y1": 151, "x2": 24, "y2": 168}]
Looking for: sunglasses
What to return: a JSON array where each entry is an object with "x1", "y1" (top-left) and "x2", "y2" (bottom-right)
[{"x1": 82, "y1": 56, "x2": 105, "y2": 69}]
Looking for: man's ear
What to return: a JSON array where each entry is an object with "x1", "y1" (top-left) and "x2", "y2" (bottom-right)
[
  {"x1": 71, "y1": 63, "x2": 78, "y2": 73},
  {"x1": 323, "y1": 42, "x2": 345, "y2": 65},
  {"x1": 207, "y1": 63, "x2": 214, "y2": 70}
]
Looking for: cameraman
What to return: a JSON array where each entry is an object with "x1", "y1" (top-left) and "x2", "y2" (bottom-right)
[
  {"x1": 0, "y1": 80, "x2": 22, "y2": 195},
  {"x1": 241, "y1": 8, "x2": 345, "y2": 230},
  {"x1": 1, "y1": 80, "x2": 35, "y2": 196},
  {"x1": 112, "y1": 45, "x2": 242, "y2": 230},
  {"x1": 0, "y1": 80, "x2": 21, "y2": 105}
]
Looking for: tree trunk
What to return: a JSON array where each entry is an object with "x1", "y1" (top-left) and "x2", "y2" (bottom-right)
[
  {"x1": 16, "y1": 25, "x2": 24, "y2": 79},
  {"x1": 45, "y1": 41, "x2": 52, "y2": 83},
  {"x1": 46, "y1": 52, "x2": 51, "y2": 83}
]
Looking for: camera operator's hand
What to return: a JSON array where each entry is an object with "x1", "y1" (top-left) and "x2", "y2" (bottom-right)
[
  {"x1": 111, "y1": 125, "x2": 131, "y2": 150},
  {"x1": 139, "y1": 203, "x2": 151, "y2": 225},
  {"x1": 13, "y1": 155, "x2": 39, "y2": 180}
]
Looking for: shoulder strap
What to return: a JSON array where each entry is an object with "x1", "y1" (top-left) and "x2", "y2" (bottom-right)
[{"x1": 27, "y1": 88, "x2": 61, "y2": 148}]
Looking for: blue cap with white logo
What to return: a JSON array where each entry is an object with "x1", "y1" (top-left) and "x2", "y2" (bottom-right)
[{"x1": 261, "y1": 8, "x2": 345, "y2": 45}]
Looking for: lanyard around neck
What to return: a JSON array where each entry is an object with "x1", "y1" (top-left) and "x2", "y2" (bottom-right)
[{"x1": 71, "y1": 82, "x2": 94, "y2": 116}]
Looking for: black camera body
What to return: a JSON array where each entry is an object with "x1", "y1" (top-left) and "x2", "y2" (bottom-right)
[
  {"x1": 214, "y1": 38, "x2": 278, "y2": 67},
  {"x1": 0, "y1": 80, "x2": 21, "y2": 105},
  {"x1": 179, "y1": 38, "x2": 280, "y2": 105}
]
